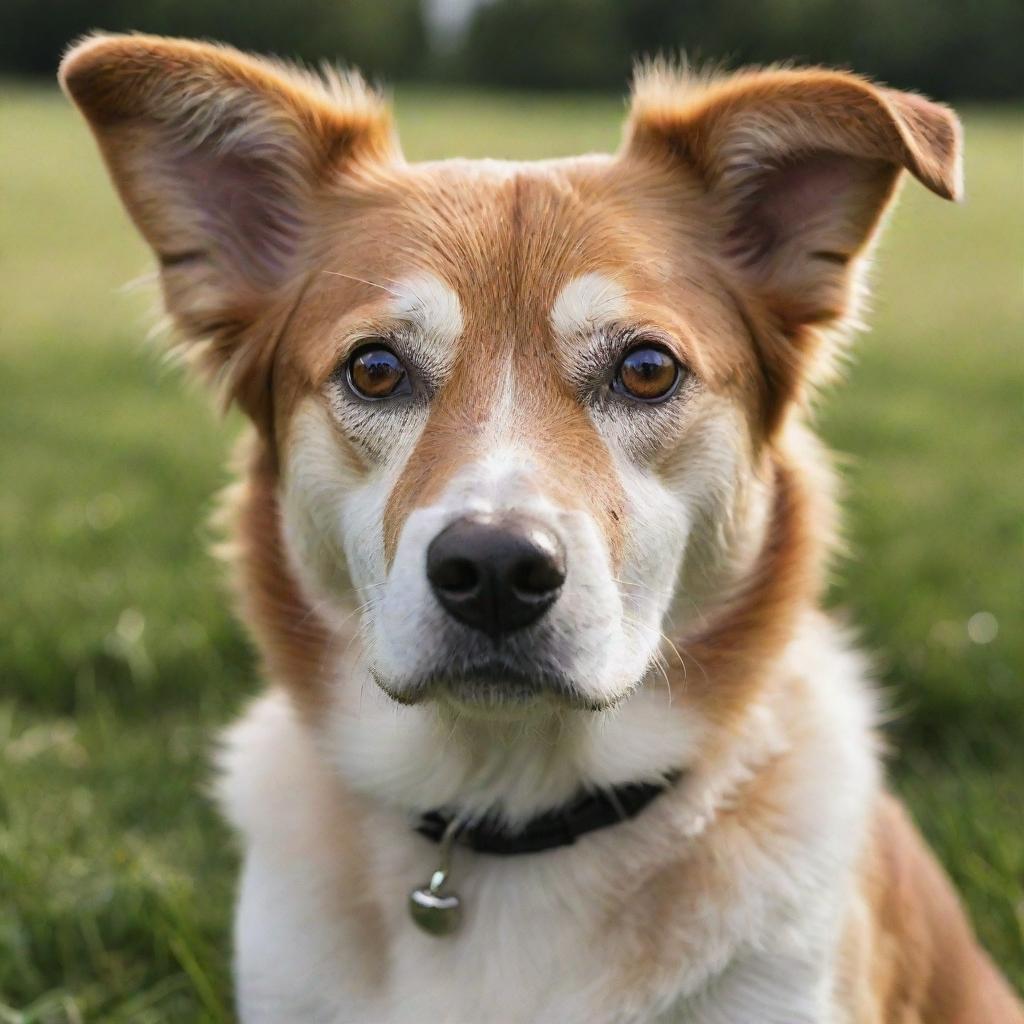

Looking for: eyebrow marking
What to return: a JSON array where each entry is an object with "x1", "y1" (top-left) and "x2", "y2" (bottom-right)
[
  {"x1": 550, "y1": 272, "x2": 627, "y2": 340},
  {"x1": 389, "y1": 272, "x2": 464, "y2": 347}
]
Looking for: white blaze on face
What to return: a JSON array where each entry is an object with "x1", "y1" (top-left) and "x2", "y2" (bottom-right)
[
  {"x1": 367, "y1": 271, "x2": 653, "y2": 706},
  {"x1": 346, "y1": 270, "x2": 649, "y2": 708}
]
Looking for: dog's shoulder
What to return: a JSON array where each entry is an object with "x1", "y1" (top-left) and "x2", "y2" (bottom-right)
[{"x1": 839, "y1": 793, "x2": 1022, "y2": 1023}]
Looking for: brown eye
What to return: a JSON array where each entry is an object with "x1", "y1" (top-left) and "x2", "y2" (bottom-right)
[
  {"x1": 613, "y1": 346, "x2": 680, "y2": 403},
  {"x1": 347, "y1": 344, "x2": 410, "y2": 400}
]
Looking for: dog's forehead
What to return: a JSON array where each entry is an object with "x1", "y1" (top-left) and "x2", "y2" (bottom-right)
[
  {"x1": 283, "y1": 154, "x2": 755, "y2": 399},
  {"x1": 326, "y1": 156, "x2": 665, "y2": 318},
  {"x1": 382, "y1": 156, "x2": 650, "y2": 329}
]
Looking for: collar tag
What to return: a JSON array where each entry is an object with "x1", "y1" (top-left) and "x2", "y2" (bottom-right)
[
  {"x1": 408, "y1": 773, "x2": 680, "y2": 937},
  {"x1": 409, "y1": 819, "x2": 462, "y2": 936}
]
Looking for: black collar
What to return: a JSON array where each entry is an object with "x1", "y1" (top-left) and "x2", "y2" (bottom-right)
[{"x1": 414, "y1": 772, "x2": 680, "y2": 856}]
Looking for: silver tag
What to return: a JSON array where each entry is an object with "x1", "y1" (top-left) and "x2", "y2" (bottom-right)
[
  {"x1": 409, "y1": 819, "x2": 463, "y2": 936},
  {"x1": 409, "y1": 868, "x2": 462, "y2": 935}
]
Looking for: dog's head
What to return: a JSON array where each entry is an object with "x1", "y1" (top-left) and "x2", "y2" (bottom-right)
[{"x1": 62, "y1": 36, "x2": 961, "y2": 719}]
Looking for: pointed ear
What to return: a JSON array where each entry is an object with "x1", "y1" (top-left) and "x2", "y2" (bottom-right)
[
  {"x1": 623, "y1": 64, "x2": 962, "y2": 416},
  {"x1": 59, "y1": 33, "x2": 398, "y2": 424}
]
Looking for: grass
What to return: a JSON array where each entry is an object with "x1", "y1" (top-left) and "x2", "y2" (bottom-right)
[{"x1": 1, "y1": 82, "x2": 1021, "y2": 1019}]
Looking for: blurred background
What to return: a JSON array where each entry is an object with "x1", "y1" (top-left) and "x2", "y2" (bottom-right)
[
  {"x1": 1, "y1": 1, "x2": 1021, "y2": 1020},
  {"x1": 2, "y1": 0, "x2": 1024, "y2": 96}
]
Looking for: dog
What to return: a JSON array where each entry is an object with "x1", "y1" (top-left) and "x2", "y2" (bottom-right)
[{"x1": 61, "y1": 33, "x2": 1021, "y2": 1023}]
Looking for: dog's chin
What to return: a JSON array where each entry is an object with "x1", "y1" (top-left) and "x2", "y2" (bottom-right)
[{"x1": 370, "y1": 663, "x2": 625, "y2": 718}]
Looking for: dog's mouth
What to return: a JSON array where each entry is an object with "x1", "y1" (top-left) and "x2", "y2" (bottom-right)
[{"x1": 370, "y1": 659, "x2": 619, "y2": 714}]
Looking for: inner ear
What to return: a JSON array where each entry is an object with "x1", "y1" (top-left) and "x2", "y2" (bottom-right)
[
  {"x1": 154, "y1": 143, "x2": 303, "y2": 289},
  {"x1": 726, "y1": 151, "x2": 899, "y2": 327},
  {"x1": 729, "y1": 152, "x2": 894, "y2": 270},
  {"x1": 623, "y1": 65, "x2": 961, "y2": 332}
]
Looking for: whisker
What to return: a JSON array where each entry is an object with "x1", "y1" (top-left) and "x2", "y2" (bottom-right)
[
  {"x1": 651, "y1": 650, "x2": 673, "y2": 707},
  {"x1": 618, "y1": 610, "x2": 687, "y2": 696},
  {"x1": 658, "y1": 630, "x2": 687, "y2": 673},
  {"x1": 611, "y1": 577, "x2": 655, "y2": 594},
  {"x1": 678, "y1": 645, "x2": 710, "y2": 692},
  {"x1": 322, "y1": 270, "x2": 400, "y2": 295}
]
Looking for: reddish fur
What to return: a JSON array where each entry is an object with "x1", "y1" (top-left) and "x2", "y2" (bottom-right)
[
  {"x1": 218, "y1": 436, "x2": 337, "y2": 720},
  {"x1": 674, "y1": 441, "x2": 831, "y2": 724},
  {"x1": 840, "y1": 796, "x2": 1024, "y2": 1022},
  {"x1": 61, "y1": 34, "x2": 1019, "y2": 1019}
]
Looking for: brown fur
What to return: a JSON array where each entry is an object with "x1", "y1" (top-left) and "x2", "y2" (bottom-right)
[
  {"x1": 674, "y1": 440, "x2": 831, "y2": 725},
  {"x1": 60, "y1": 34, "x2": 1018, "y2": 1020},
  {"x1": 839, "y1": 796, "x2": 1024, "y2": 1022},
  {"x1": 218, "y1": 435, "x2": 336, "y2": 720}
]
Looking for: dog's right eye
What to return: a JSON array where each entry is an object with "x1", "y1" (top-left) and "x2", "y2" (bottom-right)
[{"x1": 346, "y1": 344, "x2": 411, "y2": 400}]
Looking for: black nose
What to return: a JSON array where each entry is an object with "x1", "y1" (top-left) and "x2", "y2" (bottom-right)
[{"x1": 426, "y1": 514, "x2": 567, "y2": 639}]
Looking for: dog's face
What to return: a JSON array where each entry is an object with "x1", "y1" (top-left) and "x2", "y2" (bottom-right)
[
  {"x1": 277, "y1": 158, "x2": 768, "y2": 713},
  {"x1": 62, "y1": 37, "x2": 960, "y2": 718}
]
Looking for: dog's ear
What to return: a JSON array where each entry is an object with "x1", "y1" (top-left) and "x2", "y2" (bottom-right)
[
  {"x1": 60, "y1": 33, "x2": 397, "y2": 426},
  {"x1": 623, "y1": 65, "x2": 962, "y2": 421}
]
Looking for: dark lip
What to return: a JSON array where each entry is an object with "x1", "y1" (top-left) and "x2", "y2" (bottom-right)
[{"x1": 370, "y1": 662, "x2": 618, "y2": 712}]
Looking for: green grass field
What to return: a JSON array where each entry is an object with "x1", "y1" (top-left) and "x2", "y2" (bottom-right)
[{"x1": 1, "y1": 83, "x2": 1021, "y2": 1020}]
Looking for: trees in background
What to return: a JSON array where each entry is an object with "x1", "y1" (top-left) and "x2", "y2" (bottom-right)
[
  {"x1": 3, "y1": 0, "x2": 1021, "y2": 100},
  {"x1": 0, "y1": 0, "x2": 427, "y2": 80},
  {"x1": 461, "y1": 0, "x2": 1024, "y2": 99}
]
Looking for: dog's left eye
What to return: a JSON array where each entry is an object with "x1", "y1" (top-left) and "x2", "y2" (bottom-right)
[
  {"x1": 613, "y1": 346, "x2": 681, "y2": 403},
  {"x1": 346, "y1": 344, "x2": 411, "y2": 400}
]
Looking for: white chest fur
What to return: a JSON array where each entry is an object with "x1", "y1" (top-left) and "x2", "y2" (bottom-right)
[{"x1": 216, "y1": 620, "x2": 877, "y2": 1024}]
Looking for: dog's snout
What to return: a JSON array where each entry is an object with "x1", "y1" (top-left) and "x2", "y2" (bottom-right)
[{"x1": 426, "y1": 514, "x2": 566, "y2": 638}]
